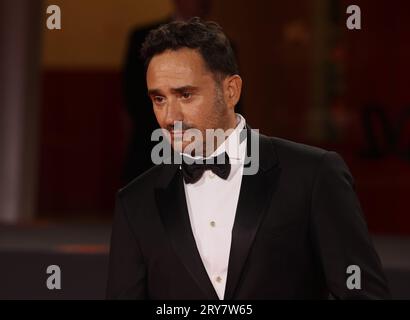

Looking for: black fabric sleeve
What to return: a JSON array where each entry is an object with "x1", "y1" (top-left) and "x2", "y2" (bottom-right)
[
  {"x1": 311, "y1": 151, "x2": 390, "y2": 299},
  {"x1": 106, "y1": 193, "x2": 147, "y2": 299}
]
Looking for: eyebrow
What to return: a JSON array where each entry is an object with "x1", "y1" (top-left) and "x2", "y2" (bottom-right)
[{"x1": 147, "y1": 85, "x2": 199, "y2": 96}]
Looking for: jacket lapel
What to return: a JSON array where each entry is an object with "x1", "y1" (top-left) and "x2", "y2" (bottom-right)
[
  {"x1": 224, "y1": 129, "x2": 281, "y2": 300},
  {"x1": 155, "y1": 165, "x2": 219, "y2": 300}
]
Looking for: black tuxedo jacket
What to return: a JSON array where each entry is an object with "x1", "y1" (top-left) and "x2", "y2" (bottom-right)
[{"x1": 107, "y1": 130, "x2": 390, "y2": 299}]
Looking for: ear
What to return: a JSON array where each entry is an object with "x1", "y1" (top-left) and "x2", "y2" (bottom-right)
[{"x1": 223, "y1": 75, "x2": 242, "y2": 110}]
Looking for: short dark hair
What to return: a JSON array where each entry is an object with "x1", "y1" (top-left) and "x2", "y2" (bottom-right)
[{"x1": 140, "y1": 17, "x2": 239, "y2": 79}]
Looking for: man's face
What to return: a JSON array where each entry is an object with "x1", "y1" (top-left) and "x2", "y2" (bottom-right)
[{"x1": 146, "y1": 48, "x2": 232, "y2": 153}]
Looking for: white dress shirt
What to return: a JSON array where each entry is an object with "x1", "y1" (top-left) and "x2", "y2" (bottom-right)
[{"x1": 182, "y1": 114, "x2": 247, "y2": 300}]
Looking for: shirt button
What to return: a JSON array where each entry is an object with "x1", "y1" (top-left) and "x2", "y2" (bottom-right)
[
  {"x1": 208, "y1": 171, "x2": 215, "y2": 178},
  {"x1": 210, "y1": 221, "x2": 216, "y2": 227},
  {"x1": 215, "y1": 276, "x2": 222, "y2": 283}
]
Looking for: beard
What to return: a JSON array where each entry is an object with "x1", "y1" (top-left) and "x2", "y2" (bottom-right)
[{"x1": 167, "y1": 82, "x2": 230, "y2": 156}]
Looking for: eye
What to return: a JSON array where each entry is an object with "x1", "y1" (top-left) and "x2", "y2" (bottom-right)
[
  {"x1": 153, "y1": 96, "x2": 166, "y2": 105},
  {"x1": 181, "y1": 92, "x2": 192, "y2": 99}
]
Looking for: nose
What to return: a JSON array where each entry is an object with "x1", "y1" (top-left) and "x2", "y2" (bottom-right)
[{"x1": 164, "y1": 99, "x2": 183, "y2": 129}]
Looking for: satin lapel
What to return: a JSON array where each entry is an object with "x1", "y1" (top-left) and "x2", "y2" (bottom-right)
[
  {"x1": 224, "y1": 129, "x2": 281, "y2": 300},
  {"x1": 155, "y1": 167, "x2": 219, "y2": 300}
]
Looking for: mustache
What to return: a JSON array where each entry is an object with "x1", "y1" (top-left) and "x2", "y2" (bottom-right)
[{"x1": 166, "y1": 122, "x2": 195, "y2": 132}]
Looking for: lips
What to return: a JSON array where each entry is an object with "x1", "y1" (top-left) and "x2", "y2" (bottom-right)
[
  {"x1": 170, "y1": 130, "x2": 185, "y2": 136},
  {"x1": 169, "y1": 131, "x2": 186, "y2": 142}
]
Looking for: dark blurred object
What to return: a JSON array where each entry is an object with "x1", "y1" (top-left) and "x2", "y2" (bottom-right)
[
  {"x1": 361, "y1": 104, "x2": 410, "y2": 160},
  {"x1": 121, "y1": 19, "x2": 170, "y2": 186},
  {"x1": 360, "y1": 104, "x2": 397, "y2": 158}
]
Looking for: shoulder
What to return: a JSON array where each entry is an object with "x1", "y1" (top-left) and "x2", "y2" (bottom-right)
[
  {"x1": 268, "y1": 137, "x2": 327, "y2": 158},
  {"x1": 117, "y1": 164, "x2": 164, "y2": 200},
  {"x1": 265, "y1": 135, "x2": 348, "y2": 177},
  {"x1": 269, "y1": 136, "x2": 327, "y2": 161}
]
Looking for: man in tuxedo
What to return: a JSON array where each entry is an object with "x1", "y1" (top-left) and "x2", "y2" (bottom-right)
[{"x1": 107, "y1": 18, "x2": 390, "y2": 299}]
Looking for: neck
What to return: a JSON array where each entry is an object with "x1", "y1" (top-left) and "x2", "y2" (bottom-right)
[{"x1": 202, "y1": 114, "x2": 238, "y2": 157}]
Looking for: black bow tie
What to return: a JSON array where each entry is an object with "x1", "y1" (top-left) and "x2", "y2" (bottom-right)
[{"x1": 181, "y1": 152, "x2": 231, "y2": 184}]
